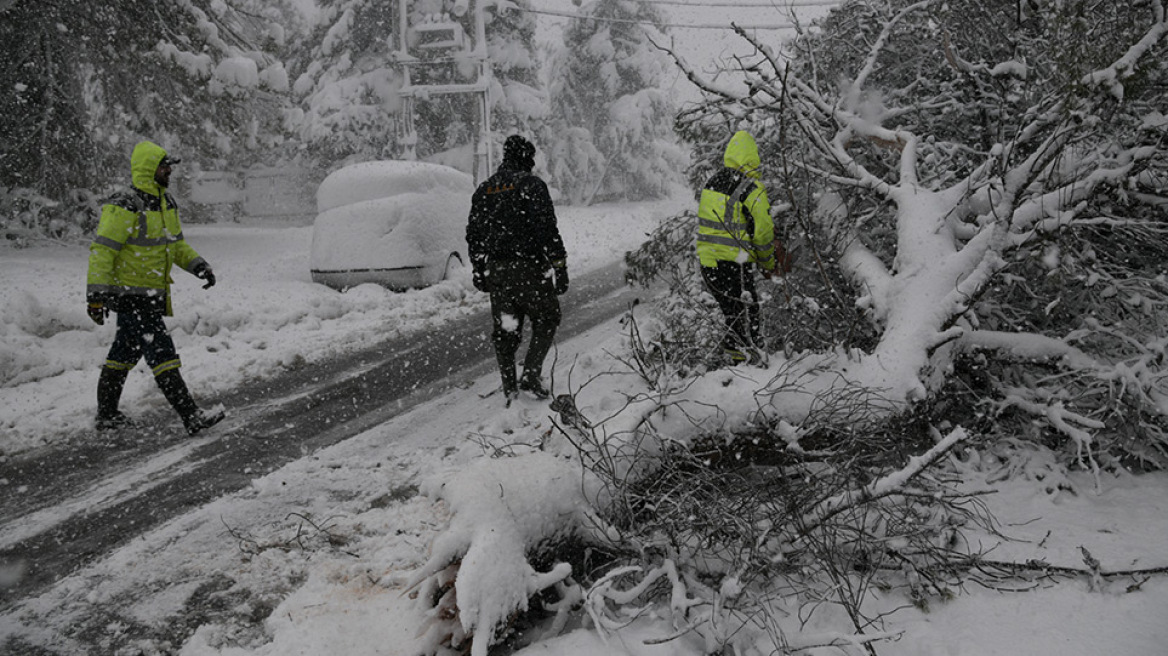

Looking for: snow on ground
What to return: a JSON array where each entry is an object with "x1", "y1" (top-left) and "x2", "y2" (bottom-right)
[
  {"x1": 0, "y1": 193, "x2": 687, "y2": 456},
  {"x1": 3, "y1": 189, "x2": 1168, "y2": 655}
]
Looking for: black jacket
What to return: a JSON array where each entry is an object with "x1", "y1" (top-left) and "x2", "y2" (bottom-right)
[{"x1": 466, "y1": 162, "x2": 566, "y2": 270}]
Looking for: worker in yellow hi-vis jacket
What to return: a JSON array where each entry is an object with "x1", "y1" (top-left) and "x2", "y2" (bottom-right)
[
  {"x1": 86, "y1": 140, "x2": 224, "y2": 435},
  {"x1": 695, "y1": 130, "x2": 782, "y2": 365}
]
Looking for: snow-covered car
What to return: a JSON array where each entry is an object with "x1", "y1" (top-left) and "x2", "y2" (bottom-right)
[{"x1": 310, "y1": 160, "x2": 473, "y2": 291}]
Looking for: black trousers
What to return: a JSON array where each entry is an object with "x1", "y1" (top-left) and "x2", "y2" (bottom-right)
[
  {"x1": 105, "y1": 296, "x2": 181, "y2": 376},
  {"x1": 489, "y1": 260, "x2": 562, "y2": 390},
  {"x1": 701, "y1": 261, "x2": 760, "y2": 352}
]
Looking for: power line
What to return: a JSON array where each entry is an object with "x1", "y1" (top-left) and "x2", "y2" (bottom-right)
[{"x1": 520, "y1": 6, "x2": 801, "y2": 30}]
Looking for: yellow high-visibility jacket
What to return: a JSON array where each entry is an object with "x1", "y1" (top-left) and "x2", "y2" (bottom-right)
[
  {"x1": 695, "y1": 130, "x2": 776, "y2": 271},
  {"x1": 87, "y1": 141, "x2": 205, "y2": 316}
]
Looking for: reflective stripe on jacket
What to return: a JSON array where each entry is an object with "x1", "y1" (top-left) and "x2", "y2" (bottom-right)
[
  {"x1": 87, "y1": 141, "x2": 205, "y2": 316},
  {"x1": 695, "y1": 130, "x2": 776, "y2": 270}
]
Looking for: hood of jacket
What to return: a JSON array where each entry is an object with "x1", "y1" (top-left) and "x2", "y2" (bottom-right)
[
  {"x1": 131, "y1": 141, "x2": 169, "y2": 194},
  {"x1": 723, "y1": 130, "x2": 761, "y2": 180},
  {"x1": 500, "y1": 134, "x2": 536, "y2": 173}
]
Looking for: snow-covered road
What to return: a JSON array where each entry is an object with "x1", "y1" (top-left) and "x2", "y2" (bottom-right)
[
  {"x1": 6, "y1": 191, "x2": 1167, "y2": 656},
  {"x1": 0, "y1": 260, "x2": 647, "y2": 606},
  {"x1": 0, "y1": 195, "x2": 688, "y2": 653}
]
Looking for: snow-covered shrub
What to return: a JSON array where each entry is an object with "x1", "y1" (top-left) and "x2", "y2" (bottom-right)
[
  {"x1": 0, "y1": 186, "x2": 101, "y2": 246},
  {"x1": 0, "y1": 187, "x2": 57, "y2": 247},
  {"x1": 0, "y1": 0, "x2": 296, "y2": 236}
]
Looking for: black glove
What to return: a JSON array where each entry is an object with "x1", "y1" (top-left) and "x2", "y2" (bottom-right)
[
  {"x1": 86, "y1": 293, "x2": 109, "y2": 325},
  {"x1": 553, "y1": 261, "x2": 569, "y2": 296},
  {"x1": 472, "y1": 267, "x2": 491, "y2": 293},
  {"x1": 193, "y1": 262, "x2": 216, "y2": 289}
]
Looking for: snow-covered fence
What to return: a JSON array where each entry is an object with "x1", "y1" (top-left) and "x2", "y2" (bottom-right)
[{"x1": 182, "y1": 167, "x2": 319, "y2": 223}]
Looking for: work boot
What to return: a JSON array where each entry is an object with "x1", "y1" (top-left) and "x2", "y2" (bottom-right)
[
  {"x1": 95, "y1": 411, "x2": 139, "y2": 431},
  {"x1": 182, "y1": 407, "x2": 226, "y2": 436},
  {"x1": 724, "y1": 347, "x2": 747, "y2": 366},
  {"x1": 95, "y1": 367, "x2": 138, "y2": 431},
  {"x1": 156, "y1": 369, "x2": 225, "y2": 436},
  {"x1": 518, "y1": 371, "x2": 549, "y2": 399}
]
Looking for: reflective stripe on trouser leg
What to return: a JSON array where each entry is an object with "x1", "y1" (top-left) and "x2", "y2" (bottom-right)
[
  {"x1": 107, "y1": 303, "x2": 180, "y2": 375},
  {"x1": 152, "y1": 359, "x2": 182, "y2": 376}
]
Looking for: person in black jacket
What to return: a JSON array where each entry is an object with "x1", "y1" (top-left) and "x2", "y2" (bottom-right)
[{"x1": 466, "y1": 135, "x2": 569, "y2": 404}]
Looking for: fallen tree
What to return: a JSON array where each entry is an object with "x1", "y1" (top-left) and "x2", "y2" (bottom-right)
[
  {"x1": 400, "y1": 1, "x2": 1168, "y2": 653},
  {"x1": 658, "y1": 0, "x2": 1168, "y2": 469}
]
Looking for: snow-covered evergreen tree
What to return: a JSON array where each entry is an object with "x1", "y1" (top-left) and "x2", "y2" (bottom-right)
[
  {"x1": 287, "y1": 0, "x2": 405, "y2": 167},
  {"x1": 0, "y1": 0, "x2": 294, "y2": 236},
  {"x1": 480, "y1": 0, "x2": 546, "y2": 137},
  {"x1": 289, "y1": 0, "x2": 545, "y2": 173},
  {"x1": 543, "y1": 0, "x2": 688, "y2": 204}
]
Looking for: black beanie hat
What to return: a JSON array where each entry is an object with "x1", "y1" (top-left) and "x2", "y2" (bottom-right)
[{"x1": 503, "y1": 134, "x2": 535, "y2": 170}]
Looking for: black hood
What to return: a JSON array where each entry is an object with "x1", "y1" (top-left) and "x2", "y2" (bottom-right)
[{"x1": 501, "y1": 134, "x2": 535, "y2": 171}]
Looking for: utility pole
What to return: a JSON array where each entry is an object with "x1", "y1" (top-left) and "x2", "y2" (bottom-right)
[{"x1": 394, "y1": 0, "x2": 493, "y2": 184}]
